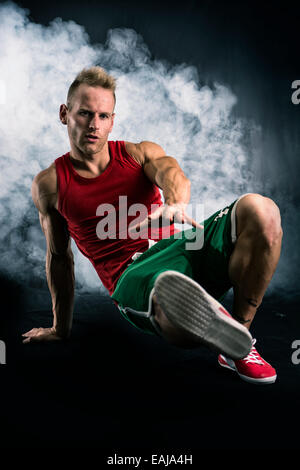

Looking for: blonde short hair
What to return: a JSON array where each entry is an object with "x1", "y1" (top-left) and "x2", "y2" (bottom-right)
[{"x1": 67, "y1": 66, "x2": 117, "y2": 109}]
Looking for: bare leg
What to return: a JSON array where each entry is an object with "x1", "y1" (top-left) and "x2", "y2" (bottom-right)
[{"x1": 228, "y1": 194, "x2": 283, "y2": 329}]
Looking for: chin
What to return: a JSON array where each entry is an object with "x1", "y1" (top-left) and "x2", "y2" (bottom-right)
[
  {"x1": 82, "y1": 141, "x2": 97, "y2": 150},
  {"x1": 86, "y1": 144, "x2": 101, "y2": 152}
]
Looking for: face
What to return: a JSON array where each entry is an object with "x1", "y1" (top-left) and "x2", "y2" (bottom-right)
[{"x1": 60, "y1": 84, "x2": 115, "y2": 159}]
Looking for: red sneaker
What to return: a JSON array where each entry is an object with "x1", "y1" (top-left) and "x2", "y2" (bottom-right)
[{"x1": 218, "y1": 339, "x2": 277, "y2": 384}]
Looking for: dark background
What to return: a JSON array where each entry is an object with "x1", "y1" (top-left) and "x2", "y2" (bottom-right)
[{"x1": 1, "y1": 0, "x2": 300, "y2": 455}]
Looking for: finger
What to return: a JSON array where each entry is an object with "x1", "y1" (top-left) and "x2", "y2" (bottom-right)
[
  {"x1": 23, "y1": 333, "x2": 41, "y2": 343},
  {"x1": 161, "y1": 205, "x2": 175, "y2": 220},
  {"x1": 178, "y1": 212, "x2": 204, "y2": 229},
  {"x1": 22, "y1": 331, "x2": 38, "y2": 338},
  {"x1": 22, "y1": 328, "x2": 37, "y2": 336},
  {"x1": 189, "y1": 218, "x2": 204, "y2": 229},
  {"x1": 25, "y1": 333, "x2": 47, "y2": 343},
  {"x1": 22, "y1": 336, "x2": 31, "y2": 344}
]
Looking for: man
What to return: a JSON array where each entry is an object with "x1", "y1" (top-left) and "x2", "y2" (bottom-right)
[{"x1": 23, "y1": 67, "x2": 283, "y2": 384}]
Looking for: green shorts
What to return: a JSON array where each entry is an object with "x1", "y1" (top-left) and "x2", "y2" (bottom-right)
[{"x1": 111, "y1": 194, "x2": 247, "y2": 336}]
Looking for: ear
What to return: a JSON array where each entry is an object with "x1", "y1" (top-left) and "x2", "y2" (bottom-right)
[
  {"x1": 59, "y1": 104, "x2": 68, "y2": 125},
  {"x1": 109, "y1": 112, "x2": 115, "y2": 133}
]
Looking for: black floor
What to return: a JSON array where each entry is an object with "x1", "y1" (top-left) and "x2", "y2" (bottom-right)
[{"x1": 1, "y1": 276, "x2": 300, "y2": 457}]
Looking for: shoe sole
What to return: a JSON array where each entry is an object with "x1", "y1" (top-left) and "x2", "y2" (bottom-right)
[
  {"x1": 154, "y1": 270, "x2": 252, "y2": 360},
  {"x1": 218, "y1": 356, "x2": 277, "y2": 384}
]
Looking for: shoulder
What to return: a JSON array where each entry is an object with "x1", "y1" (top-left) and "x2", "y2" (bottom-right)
[
  {"x1": 32, "y1": 163, "x2": 58, "y2": 213},
  {"x1": 32, "y1": 163, "x2": 57, "y2": 197},
  {"x1": 124, "y1": 141, "x2": 166, "y2": 165}
]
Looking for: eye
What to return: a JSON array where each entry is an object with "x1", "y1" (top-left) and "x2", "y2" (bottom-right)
[
  {"x1": 99, "y1": 113, "x2": 109, "y2": 119},
  {"x1": 79, "y1": 110, "x2": 89, "y2": 116}
]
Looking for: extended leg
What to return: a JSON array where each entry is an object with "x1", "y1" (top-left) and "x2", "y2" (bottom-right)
[
  {"x1": 152, "y1": 193, "x2": 282, "y2": 349},
  {"x1": 228, "y1": 194, "x2": 283, "y2": 329}
]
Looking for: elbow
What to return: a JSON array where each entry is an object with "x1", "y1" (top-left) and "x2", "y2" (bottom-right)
[
  {"x1": 183, "y1": 174, "x2": 191, "y2": 194},
  {"x1": 176, "y1": 166, "x2": 190, "y2": 187},
  {"x1": 47, "y1": 248, "x2": 74, "y2": 266},
  {"x1": 185, "y1": 175, "x2": 191, "y2": 188}
]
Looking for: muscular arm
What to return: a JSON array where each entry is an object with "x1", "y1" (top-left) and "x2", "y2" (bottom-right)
[
  {"x1": 40, "y1": 209, "x2": 75, "y2": 338},
  {"x1": 125, "y1": 140, "x2": 191, "y2": 206},
  {"x1": 125, "y1": 141, "x2": 202, "y2": 229},
  {"x1": 22, "y1": 165, "x2": 75, "y2": 343}
]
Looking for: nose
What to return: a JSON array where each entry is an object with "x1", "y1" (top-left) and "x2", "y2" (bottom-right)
[{"x1": 89, "y1": 113, "x2": 100, "y2": 131}]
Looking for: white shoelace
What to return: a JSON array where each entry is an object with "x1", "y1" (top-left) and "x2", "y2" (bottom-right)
[{"x1": 243, "y1": 339, "x2": 264, "y2": 365}]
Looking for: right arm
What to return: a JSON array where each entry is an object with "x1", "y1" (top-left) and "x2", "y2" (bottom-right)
[{"x1": 22, "y1": 165, "x2": 75, "y2": 343}]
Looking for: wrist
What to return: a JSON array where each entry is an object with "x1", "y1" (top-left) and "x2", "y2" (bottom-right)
[
  {"x1": 52, "y1": 325, "x2": 71, "y2": 339},
  {"x1": 163, "y1": 180, "x2": 190, "y2": 207}
]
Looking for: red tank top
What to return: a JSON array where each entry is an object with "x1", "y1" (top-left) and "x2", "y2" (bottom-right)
[{"x1": 55, "y1": 141, "x2": 176, "y2": 294}]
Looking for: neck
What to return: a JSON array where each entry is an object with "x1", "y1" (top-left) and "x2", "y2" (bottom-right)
[{"x1": 69, "y1": 141, "x2": 110, "y2": 177}]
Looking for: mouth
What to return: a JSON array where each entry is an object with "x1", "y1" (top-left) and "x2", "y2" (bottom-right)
[{"x1": 85, "y1": 134, "x2": 99, "y2": 142}]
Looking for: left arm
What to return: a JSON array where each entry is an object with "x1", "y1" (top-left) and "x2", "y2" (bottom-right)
[
  {"x1": 143, "y1": 145, "x2": 191, "y2": 207},
  {"x1": 125, "y1": 140, "x2": 191, "y2": 205},
  {"x1": 125, "y1": 140, "x2": 202, "y2": 229}
]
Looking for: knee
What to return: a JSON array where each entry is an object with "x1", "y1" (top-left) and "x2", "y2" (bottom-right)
[{"x1": 236, "y1": 193, "x2": 283, "y2": 247}]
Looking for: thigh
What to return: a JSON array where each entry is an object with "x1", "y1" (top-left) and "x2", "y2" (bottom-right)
[
  {"x1": 189, "y1": 198, "x2": 239, "y2": 300},
  {"x1": 111, "y1": 197, "x2": 241, "y2": 334},
  {"x1": 111, "y1": 234, "x2": 194, "y2": 315}
]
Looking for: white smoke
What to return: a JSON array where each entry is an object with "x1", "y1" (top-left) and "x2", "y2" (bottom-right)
[{"x1": 0, "y1": 2, "x2": 278, "y2": 297}]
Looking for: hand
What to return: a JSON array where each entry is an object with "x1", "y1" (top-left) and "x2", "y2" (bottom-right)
[
  {"x1": 22, "y1": 326, "x2": 64, "y2": 344},
  {"x1": 129, "y1": 202, "x2": 204, "y2": 234}
]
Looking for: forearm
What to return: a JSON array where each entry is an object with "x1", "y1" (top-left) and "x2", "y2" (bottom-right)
[
  {"x1": 155, "y1": 158, "x2": 191, "y2": 205},
  {"x1": 46, "y1": 250, "x2": 75, "y2": 338}
]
